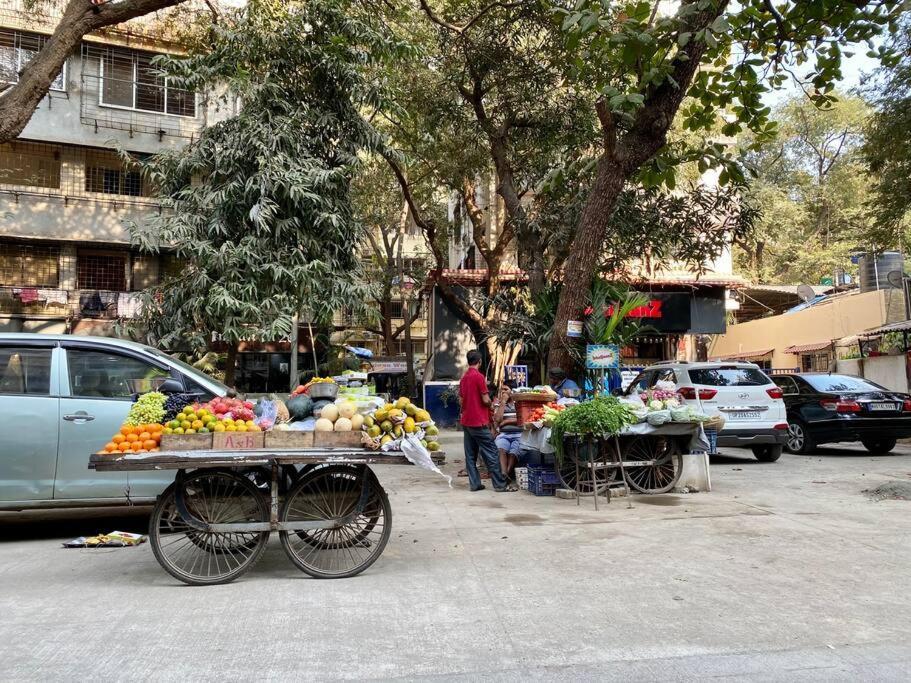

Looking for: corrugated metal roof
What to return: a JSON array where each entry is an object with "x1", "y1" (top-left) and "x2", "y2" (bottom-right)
[
  {"x1": 710, "y1": 348, "x2": 774, "y2": 360},
  {"x1": 783, "y1": 341, "x2": 833, "y2": 354}
]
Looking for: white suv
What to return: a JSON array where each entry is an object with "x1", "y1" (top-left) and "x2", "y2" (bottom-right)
[{"x1": 620, "y1": 361, "x2": 788, "y2": 462}]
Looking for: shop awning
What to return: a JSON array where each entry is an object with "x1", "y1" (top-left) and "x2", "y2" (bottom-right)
[
  {"x1": 862, "y1": 320, "x2": 911, "y2": 336},
  {"x1": 710, "y1": 348, "x2": 774, "y2": 361},
  {"x1": 783, "y1": 341, "x2": 832, "y2": 354}
]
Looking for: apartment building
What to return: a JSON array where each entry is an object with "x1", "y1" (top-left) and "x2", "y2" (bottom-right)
[{"x1": 0, "y1": 1, "x2": 214, "y2": 336}]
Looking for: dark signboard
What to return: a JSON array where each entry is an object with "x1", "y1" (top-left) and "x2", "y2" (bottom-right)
[{"x1": 628, "y1": 291, "x2": 726, "y2": 334}]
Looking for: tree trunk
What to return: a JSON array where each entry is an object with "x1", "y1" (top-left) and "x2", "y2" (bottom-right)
[
  {"x1": 548, "y1": 158, "x2": 627, "y2": 372},
  {"x1": 223, "y1": 341, "x2": 239, "y2": 390},
  {"x1": 0, "y1": 0, "x2": 187, "y2": 144},
  {"x1": 380, "y1": 298, "x2": 394, "y2": 355}
]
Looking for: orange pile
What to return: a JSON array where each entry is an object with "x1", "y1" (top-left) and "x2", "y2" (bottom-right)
[{"x1": 98, "y1": 423, "x2": 163, "y2": 455}]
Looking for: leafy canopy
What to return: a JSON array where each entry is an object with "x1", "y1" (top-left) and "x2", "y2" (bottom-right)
[{"x1": 128, "y1": 0, "x2": 401, "y2": 353}]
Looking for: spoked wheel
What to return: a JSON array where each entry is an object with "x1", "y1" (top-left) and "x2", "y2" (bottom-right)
[
  {"x1": 150, "y1": 470, "x2": 270, "y2": 586},
  {"x1": 279, "y1": 465, "x2": 391, "y2": 579},
  {"x1": 622, "y1": 436, "x2": 683, "y2": 494},
  {"x1": 557, "y1": 437, "x2": 617, "y2": 495}
]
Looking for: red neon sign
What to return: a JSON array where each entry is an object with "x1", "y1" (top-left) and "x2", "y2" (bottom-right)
[{"x1": 603, "y1": 300, "x2": 663, "y2": 319}]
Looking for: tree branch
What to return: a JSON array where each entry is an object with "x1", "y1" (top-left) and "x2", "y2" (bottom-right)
[
  {"x1": 417, "y1": 0, "x2": 524, "y2": 35},
  {"x1": 0, "y1": 0, "x2": 188, "y2": 144}
]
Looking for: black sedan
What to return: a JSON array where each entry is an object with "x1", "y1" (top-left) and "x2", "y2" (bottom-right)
[{"x1": 771, "y1": 373, "x2": 911, "y2": 454}]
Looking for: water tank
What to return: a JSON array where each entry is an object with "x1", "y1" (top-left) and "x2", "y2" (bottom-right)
[{"x1": 858, "y1": 251, "x2": 904, "y2": 292}]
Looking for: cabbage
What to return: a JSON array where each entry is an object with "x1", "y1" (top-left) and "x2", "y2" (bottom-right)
[{"x1": 648, "y1": 399, "x2": 664, "y2": 411}]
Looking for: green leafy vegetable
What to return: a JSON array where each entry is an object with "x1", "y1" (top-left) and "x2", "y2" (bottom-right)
[{"x1": 549, "y1": 397, "x2": 638, "y2": 462}]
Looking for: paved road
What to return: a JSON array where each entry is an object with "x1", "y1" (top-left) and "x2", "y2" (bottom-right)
[{"x1": 2, "y1": 435, "x2": 910, "y2": 681}]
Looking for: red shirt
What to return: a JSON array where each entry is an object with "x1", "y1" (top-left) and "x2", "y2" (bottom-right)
[{"x1": 459, "y1": 366, "x2": 490, "y2": 427}]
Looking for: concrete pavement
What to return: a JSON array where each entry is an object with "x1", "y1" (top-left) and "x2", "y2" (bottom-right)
[{"x1": 1, "y1": 432, "x2": 910, "y2": 681}]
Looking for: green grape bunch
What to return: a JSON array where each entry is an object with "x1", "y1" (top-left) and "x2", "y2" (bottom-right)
[{"x1": 125, "y1": 391, "x2": 167, "y2": 426}]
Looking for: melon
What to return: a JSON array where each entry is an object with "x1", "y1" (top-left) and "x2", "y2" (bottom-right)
[
  {"x1": 350, "y1": 413, "x2": 364, "y2": 430},
  {"x1": 334, "y1": 417, "x2": 353, "y2": 432},
  {"x1": 314, "y1": 418, "x2": 334, "y2": 432},
  {"x1": 337, "y1": 401, "x2": 357, "y2": 420},
  {"x1": 286, "y1": 395, "x2": 313, "y2": 421},
  {"x1": 321, "y1": 403, "x2": 339, "y2": 423}
]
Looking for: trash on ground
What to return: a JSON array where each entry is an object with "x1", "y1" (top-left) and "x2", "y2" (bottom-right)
[
  {"x1": 63, "y1": 531, "x2": 148, "y2": 548},
  {"x1": 865, "y1": 481, "x2": 911, "y2": 501}
]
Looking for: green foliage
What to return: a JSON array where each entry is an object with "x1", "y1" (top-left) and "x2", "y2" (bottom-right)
[
  {"x1": 863, "y1": 15, "x2": 911, "y2": 244},
  {"x1": 734, "y1": 93, "x2": 873, "y2": 284},
  {"x1": 585, "y1": 281, "x2": 649, "y2": 348},
  {"x1": 556, "y1": 0, "x2": 903, "y2": 190},
  {"x1": 549, "y1": 396, "x2": 638, "y2": 462},
  {"x1": 127, "y1": 0, "x2": 398, "y2": 355}
]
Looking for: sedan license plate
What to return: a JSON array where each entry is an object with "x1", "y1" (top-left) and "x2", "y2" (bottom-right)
[
  {"x1": 870, "y1": 402, "x2": 898, "y2": 412},
  {"x1": 728, "y1": 411, "x2": 762, "y2": 421}
]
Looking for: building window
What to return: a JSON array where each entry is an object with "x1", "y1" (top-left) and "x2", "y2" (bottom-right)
[
  {"x1": 0, "y1": 29, "x2": 66, "y2": 91},
  {"x1": 99, "y1": 49, "x2": 196, "y2": 117},
  {"x1": 78, "y1": 251, "x2": 126, "y2": 291},
  {"x1": 84, "y1": 149, "x2": 147, "y2": 197},
  {"x1": 0, "y1": 142, "x2": 61, "y2": 189},
  {"x1": 0, "y1": 242, "x2": 60, "y2": 287}
]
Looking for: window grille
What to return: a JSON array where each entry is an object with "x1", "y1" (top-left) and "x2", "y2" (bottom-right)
[
  {"x1": 99, "y1": 47, "x2": 196, "y2": 117},
  {"x1": 84, "y1": 149, "x2": 149, "y2": 197},
  {"x1": 77, "y1": 250, "x2": 126, "y2": 291},
  {"x1": 0, "y1": 28, "x2": 66, "y2": 91},
  {"x1": 0, "y1": 241, "x2": 59, "y2": 287},
  {"x1": 0, "y1": 141, "x2": 61, "y2": 189}
]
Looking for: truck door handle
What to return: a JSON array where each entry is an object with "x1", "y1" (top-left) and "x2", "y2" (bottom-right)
[{"x1": 63, "y1": 413, "x2": 95, "y2": 422}]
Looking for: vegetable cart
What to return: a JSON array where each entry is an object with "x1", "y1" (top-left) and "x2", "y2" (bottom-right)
[
  {"x1": 89, "y1": 447, "x2": 445, "y2": 586},
  {"x1": 548, "y1": 423, "x2": 706, "y2": 502}
]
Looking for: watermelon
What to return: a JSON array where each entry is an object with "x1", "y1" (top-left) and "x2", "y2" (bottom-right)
[{"x1": 287, "y1": 394, "x2": 313, "y2": 421}]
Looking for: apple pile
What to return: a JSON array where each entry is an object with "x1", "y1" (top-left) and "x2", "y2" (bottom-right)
[{"x1": 202, "y1": 397, "x2": 256, "y2": 423}]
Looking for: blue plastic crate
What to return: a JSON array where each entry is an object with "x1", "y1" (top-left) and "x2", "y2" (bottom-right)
[{"x1": 527, "y1": 465, "x2": 559, "y2": 496}]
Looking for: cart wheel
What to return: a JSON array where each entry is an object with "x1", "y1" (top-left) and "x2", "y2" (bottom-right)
[
  {"x1": 150, "y1": 470, "x2": 270, "y2": 586},
  {"x1": 557, "y1": 437, "x2": 617, "y2": 495},
  {"x1": 622, "y1": 436, "x2": 683, "y2": 494},
  {"x1": 279, "y1": 465, "x2": 391, "y2": 579}
]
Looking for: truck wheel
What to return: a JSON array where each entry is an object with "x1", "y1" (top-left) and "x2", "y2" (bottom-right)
[
  {"x1": 751, "y1": 444, "x2": 783, "y2": 462},
  {"x1": 861, "y1": 438, "x2": 896, "y2": 454}
]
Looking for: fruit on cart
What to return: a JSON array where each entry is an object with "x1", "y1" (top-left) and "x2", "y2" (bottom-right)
[
  {"x1": 350, "y1": 413, "x2": 364, "y2": 430},
  {"x1": 315, "y1": 418, "x2": 334, "y2": 431},
  {"x1": 125, "y1": 392, "x2": 167, "y2": 426},
  {"x1": 405, "y1": 403, "x2": 417, "y2": 417},
  {"x1": 334, "y1": 417, "x2": 353, "y2": 431},
  {"x1": 367, "y1": 424, "x2": 381, "y2": 438},
  {"x1": 425, "y1": 424, "x2": 439, "y2": 436},
  {"x1": 426, "y1": 441, "x2": 440, "y2": 451},
  {"x1": 320, "y1": 403, "x2": 339, "y2": 423},
  {"x1": 337, "y1": 401, "x2": 357, "y2": 419},
  {"x1": 394, "y1": 397, "x2": 410, "y2": 410},
  {"x1": 403, "y1": 417, "x2": 416, "y2": 434},
  {"x1": 380, "y1": 434, "x2": 393, "y2": 446},
  {"x1": 98, "y1": 423, "x2": 162, "y2": 454},
  {"x1": 286, "y1": 394, "x2": 314, "y2": 421},
  {"x1": 415, "y1": 409, "x2": 431, "y2": 423},
  {"x1": 163, "y1": 393, "x2": 195, "y2": 421},
  {"x1": 379, "y1": 419, "x2": 393, "y2": 433},
  {"x1": 364, "y1": 415, "x2": 375, "y2": 428}
]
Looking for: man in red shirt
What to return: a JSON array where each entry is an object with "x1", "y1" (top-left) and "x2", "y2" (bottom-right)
[{"x1": 460, "y1": 350, "x2": 515, "y2": 492}]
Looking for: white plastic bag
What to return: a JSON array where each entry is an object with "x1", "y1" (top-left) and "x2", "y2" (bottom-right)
[
  {"x1": 398, "y1": 434, "x2": 451, "y2": 487},
  {"x1": 646, "y1": 409, "x2": 671, "y2": 426}
]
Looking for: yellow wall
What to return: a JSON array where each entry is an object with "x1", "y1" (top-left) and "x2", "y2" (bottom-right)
[{"x1": 709, "y1": 290, "x2": 889, "y2": 368}]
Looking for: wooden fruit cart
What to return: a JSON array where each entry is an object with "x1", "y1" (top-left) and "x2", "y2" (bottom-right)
[{"x1": 89, "y1": 447, "x2": 445, "y2": 586}]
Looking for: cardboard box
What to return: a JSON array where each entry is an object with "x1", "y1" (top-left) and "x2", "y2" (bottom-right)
[
  {"x1": 313, "y1": 431, "x2": 363, "y2": 448},
  {"x1": 263, "y1": 430, "x2": 314, "y2": 449},
  {"x1": 159, "y1": 433, "x2": 213, "y2": 452},
  {"x1": 211, "y1": 431, "x2": 265, "y2": 450}
]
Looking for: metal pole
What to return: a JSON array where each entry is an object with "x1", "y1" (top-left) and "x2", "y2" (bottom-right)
[{"x1": 289, "y1": 313, "x2": 299, "y2": 392}]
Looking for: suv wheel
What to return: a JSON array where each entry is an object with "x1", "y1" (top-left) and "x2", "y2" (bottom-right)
[
  {"x1": 861, "y1": 438, "x2": 896, "y2": 454},
  {"x1": 751, "y1": 444, "x2": 783, "y2": 462},
  {"x1": 786, "y1": 419, "x2": 814, "y2": 455}
]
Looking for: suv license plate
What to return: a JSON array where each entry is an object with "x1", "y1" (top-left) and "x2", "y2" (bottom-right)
[
  {"x1": 729, "y1": 411, "x2": 761, "y2": 421},
  {"x1": 870, "y1": 403, "x2": 897, "y2": 411}
]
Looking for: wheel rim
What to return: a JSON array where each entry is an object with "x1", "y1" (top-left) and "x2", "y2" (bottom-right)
[
  {"x1": 787, "y1": 423, "x2": 804, "y2": 451},
  {"x1": 152, "y1": 471, "x2": 269, "y2": 584},
  {"x1": 558, "y1": 437, "x2": 617, "y2": 495},
  {"x1": 623, "y1": 436, "x2": 682, "y2": 494},
  {"x1": 280, "y1": 466, "x2": 390, "y2": 578}
]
